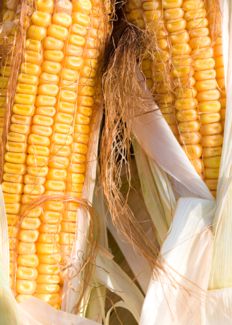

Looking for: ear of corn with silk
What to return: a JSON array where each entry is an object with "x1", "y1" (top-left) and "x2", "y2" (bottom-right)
[
  {"x1": 2, "y1": 0, "x2": 109, "y2": 309},
  {"x1": 125, "y1": 0, "x2": 225, "y2": 196}
]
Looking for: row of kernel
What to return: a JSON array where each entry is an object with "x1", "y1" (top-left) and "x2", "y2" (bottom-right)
[
  {"x1": 13, "y1": 1, "x2": 54, "y2": 302},
  {"x1": 61, "y1": 0, "x2": 102, "y2": 262},
  {"x1": 142, "y1": 1, "x2": 177, "y2": 136},
  {"x1": 32, "y1": 1, "x2": 73, "y2": 309},
  {"x1": 0, "y1": 0, "x2": 20, "y2": 140},
  {"x1": 164, "y1": 0, "x2": 203, "y2": 175},
  {"x1": 183, "y1": 0, "x2": 223, "y2": 194}
]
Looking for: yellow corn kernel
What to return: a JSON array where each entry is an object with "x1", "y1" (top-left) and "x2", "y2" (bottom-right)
[
  {"x1": 216, "y1": 67, "x2": 225, "y2": 79},
  {"x1": 195, "y1": 80, "x2": 218, "y2": 92},
  {"x1": 18, "y1": 74, "x2": 39, "y2": 86},
  {"x1": 200, "y1": 113, "x2": 220, "y2": 124},
  {"x1": 215, "y1": 56, "x2": 224, "y2": 68},
  {"x1": 172, "y1": 43, "x2": 191, "y2": 56},
  {"x1": 175, "y1": 98, "x2": 197, "y2": 110},
  {"x1": 49, "y1": 156, "x2": 69, "y2": 169},
  {"x1": 37, "y1": 243, "x2": 60, "y2": 255},
  {"x1": 42, "y1": 61, "x2": 62, "y2": 75},
  {"x1": 52, "y1": 133, "x2": 73, "y2": 146},
  {"x1": 38, "y1": 233, "x2": 59, "y2": 243},
  {"x1": 192, "y1": 47, "x2": 214, "y2": 60},
  {"x1": 44, "y1": 37, "x2": 64, "y2": 50},
  {"x1": 38, "y1": 84, "x2": 59, "y2": 97},
  {"x1": 41, "y1": 211, "x2": 62, "y2": 224},
  {"x1": 193, "y1": 58, "x2": 215, "y2": 71},
  {"x1": 21, "y1": 63, "x2": 41, "y2": 76},
  {"x1": 18, "y1": 242, "x2": 36, "y2": 255},
  {"x1": 2, "y1": 181, "x2": 23, "y2": 194},
  {"x1": 163, "y1": 0, "x2": 183, "y2": 9},
  {"x1": 195, "y1": 69, "x2": 216, "y2": 81},
  {"x1": 197, "y1": 90, "x2": 220, "y2": 102},
  {"x1": 187, "y1": 18, "x2": 208, "y2": 30},
  {"x1": 178, "y1": 121, "x2": 200, "y2": 133},
  {"x1": 184, "y1": 144, "x2": 202, "y2": 159},
  {"x1": 28, "y1": 133, "x2": 50, "y2": 146},
  {"x1": 16, "y1": 280, "x2": 36, "y2": 295},
  {"x1": 190, "y1": 159, "x2": 203, "y2": 174},
  {"x1": 205, "y1": 168, "x2": 219, "y2": 179},
  {"x1": 27, "y1": 25, "x2": 47, "y2": 41},
  {"x1": 166, "y1": 19, "x2": 186, "y2": 33},
  {"x1": 200, "y1": 123, "x2": 222, "y2": 136},
  {"x1": 183, "y1": 0, "x2": 204, "y2": 11},
  {"x1": 36, "y1": 0, "x2": 54, "y2": 13},
  {"x1": 26, "y1": 207, "x2": 43, "y2": 218},
  {"x1": 31, "y1": 11, "x2": 51, "y2": 27},
  {"x1": 45, "y1": 180, "x2": 66, "y2": 192},
  {"x1": 26, "y1": 39, "x2": 42, "y2": 52},
  {"x1": 33, "y1": 115, "x2": 53, "y2": 127},
  {"x1": 17, "y1": 267, "x2": 38, "y2": 280},
  {"x1": 15, "y1": 94, "x2": 36, "y2": 105},
  {"x1": 24, "y1": 175, "x2": 46, "y2": 185},
  {"x1": 47, "y1": 169, "x2": 67, "y2": 181},
  {"x1": 17, "y1": 255, "x2": 39, "y2": 268},
  {"x1": 189, "y1": 27, "x2": 209, "y2": 38},
  {"x1": 19, "y1": 229, "x2": 39, "y2": 243},
  {"x1": 40, "y1": 224, "x2": 61, "y2": 234},
  {"x1": 47, "y1": 24, "x2": 68, "y2": 41},
  {"x1": 60, "y1": 232, "x2": 75, "y2": 245},
  {"x1": 69, "y1": 163, "x2": 86, "y2": 174},
  {"x1": 214, "y1": 45, "x2": 223, "y2": 57},
  {"x1": 24, "y1": 183, "x2": 45, "y2": 195},
  {"x1": 164, "y1": 8, "x2": 184, "y2": 20},
  {"x1": 21, "y1": 217, "x2": 41, "y2": 230},
  {"x1": 202, "y1": 134, "x2": 223, "y2": 147},
  {"x1": 61, "y1": 222, "x2": 76, "y2": 233},
  {"x1": 39, "y1": 73, "x2": 59, "y2": 85},
  {"x1": 36, "y1": 106, "x2": 56, "y2": 116},
  {"x1": 198, "y1": 101, "x2": 221, "y2": 113},
  {"x1": 6, "y1": 141, "x2": 27, "y2": 153},
  {"x1": 50, "y1": 144, "x2": 71, "y2": 157},
  {"x1": 35, "y1": 293, "x2": 61, "y2": 306},
  {"x1": 205, "y1": 179, "x2": 218, "y2": 190},
  {"x1": 5, "y1": 152, "x2": 26, "y2": 164},
  {"x1": 44, "y1": 50, "x2": 64, "y2": 62},
  {"x1": 176, "y1": 109, "x2": 198, "y2": 122},
  {"x1": 16, "y1": 84, "x2": 37, "y2": 95},
  {"x1": 38, "y1": 254, "x2": 61, "y2": 265},
  {"x1": 204, "y1": 156, "x2": 221, "y2": 168},
  {"x1": 72, "y1": 12, "x2": 90, "y2": 26},
  {"x1": 36, "y1": 284, "x2": 60, "y2": 294},
  {"x1": 7, "y1": 132, "x2": 26, "y2": 143},
  {"x1": 203, "y1": 146, "x2": 222, "y2": 158},
  {"x1": 36, "y1": 95, "x2": 56, "y2": 107},
  {"x1": 52, "y1": 13, "x2": 72, "y2": 27},
  {"x1": 27, "y1": 154, "x2": 48, "y2": 167},
  {"x1": 179, "y1": 132, "x2": 201, "y2": 145},
  {"x1": 4, "y1": 193, "x2": 21, "y2": 203},
  {"x1": 185, "y1": 8, "x2": 206, "y2": 21}
]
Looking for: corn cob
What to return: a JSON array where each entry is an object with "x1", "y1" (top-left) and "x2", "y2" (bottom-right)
[
  {"x1": 3, "y1": 0, "x2": 108, "y2": 309},
  {"x1": 125, "y1": 0, "x2": 225, "y2": 193}
]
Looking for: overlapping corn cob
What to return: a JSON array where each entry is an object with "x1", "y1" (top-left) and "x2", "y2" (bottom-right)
[
  {"x1": 2, "y1": 0, "x2": 108, "y2": 309},
  {"x1": 125, "y1": 0, "x2": 225, "y2": 194}
]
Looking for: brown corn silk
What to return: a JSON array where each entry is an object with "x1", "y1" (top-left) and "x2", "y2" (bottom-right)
[
  {"x1": 101, "y1": 22, "x2": 161, "y2": 270},
  {"x1": 1, "y1": 0, "x2": 111, "y2": 309},
  {"x1": 124, "y1": 0, "x2": 226, "y2": 196}
]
